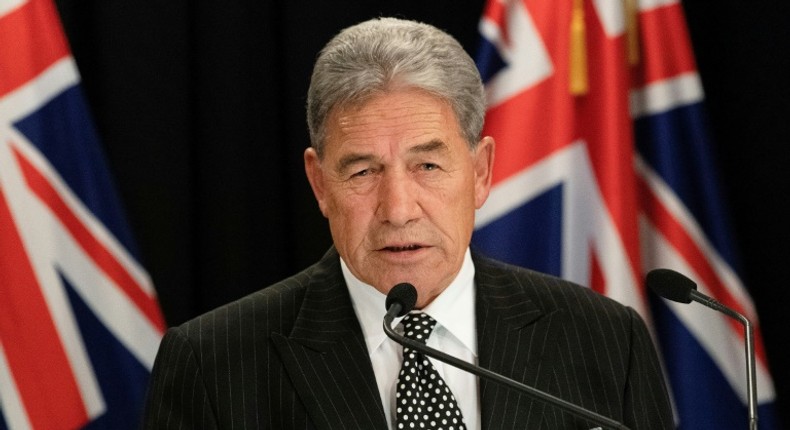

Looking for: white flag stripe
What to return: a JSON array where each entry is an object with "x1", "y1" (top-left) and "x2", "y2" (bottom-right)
[
  {"x1": 0, "y1": 58, "x2": 79, "y2": 123},
  {"x1": 54, "y1": 215, "x2": 163, "y2": 369},
  {"x1": 640, "y1": 218, "x2": 775, "y2": 403},
  {"x1": 0, "y1": 341, "x2": 32, "y2": 430},
  {"x1": 0, "y1": 130, "x2": 106, "y2": 420},
  {"x1": 480, "y1": 0, "x2": 553, "y2": 109},
  {"x1": 476, "y1": 146, "x2": 568, "y2": 228},
  {"x1": 592, "y1": 0, "x2": 626, "y2": 36},
  {"x1": 630, "y1": 72, "x2": 705, "y2": 119},
  {"x1": 556, "y1": 143, "x2": 644, "y2": 315},
  {"x1": 638, "y1": 0, "x2": 679, "y2": 13},
  {"x1": 0, "y1": 0, "x2": 24, "y2": 18},
  {"x1": 593, "y1": 0, "x2": 682, "y2": 39},
  {"x1": 636, "y1": 156, "x2": 759, "y2": 321}
]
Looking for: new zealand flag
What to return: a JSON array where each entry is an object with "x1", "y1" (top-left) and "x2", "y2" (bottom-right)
[
  {"x1": 0, "y1": 0, "x2": 165, "y2": 428},
  {"x1": 472, "y1": 0, "x2": 779, "y2": 427}
]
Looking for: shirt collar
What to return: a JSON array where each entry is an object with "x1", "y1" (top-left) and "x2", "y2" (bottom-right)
[{"x1": 343, "y1": 248, "x2": 477, "y2": 356}]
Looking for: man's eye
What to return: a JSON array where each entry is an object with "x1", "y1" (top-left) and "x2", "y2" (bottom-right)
[
  {"x1": 421, "y1": 163, "x2": 439, "y2": 171},
  {"x1": 351, "y1": 169, "x2": 370, "y2": 178}
]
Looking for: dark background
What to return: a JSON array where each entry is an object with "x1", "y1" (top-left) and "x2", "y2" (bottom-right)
[{"x1": 53, "y1": 0, "x2": 789, "y2": 426}]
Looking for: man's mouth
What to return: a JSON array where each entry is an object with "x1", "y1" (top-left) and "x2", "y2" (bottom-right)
[{"x1": 383, "y1": 244, "x2": 423, "y2": 252}]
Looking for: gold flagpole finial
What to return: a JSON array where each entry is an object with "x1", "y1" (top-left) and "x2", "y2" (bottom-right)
[
  {"x1": 570, "y1": 0, "x2": 589, "y2": 95},
  {"x1": 625, "y1": 0, "x2": 640, "y2": 65}
]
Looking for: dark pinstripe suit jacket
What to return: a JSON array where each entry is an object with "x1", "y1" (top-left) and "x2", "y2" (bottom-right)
[{"x1": 143, "y1": 249, "x2": 673, "y2": 429}]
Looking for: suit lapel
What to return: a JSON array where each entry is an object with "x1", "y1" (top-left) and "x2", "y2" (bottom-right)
[
  {"x1": 272, "y1": 249, "x2": 387, "y2": 430},
  {"x1": 272, "y1": 250, "x2": 566, "y2": 429},
  {"x1": 473, "y1": 253, "x2": 563, "y2": 429}
]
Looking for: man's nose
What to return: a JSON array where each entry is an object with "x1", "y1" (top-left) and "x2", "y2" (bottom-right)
[{"x1": 377, "y1": 171, "x2": 420, "y2": 226}]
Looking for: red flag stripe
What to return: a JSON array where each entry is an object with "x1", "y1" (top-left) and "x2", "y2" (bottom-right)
[
  {"x1": 484, "y1": 78, "x2": 575, "y2": 185},
  {"x1": 483, "y1": 0, "x2": 575, "y2": 185},
  {"x1": 576, "y1": 0, "x2": 643, "y2": 289},
  {"x1": 480, "y1": 0, "x2": 510, "y2": 45},
  {"x1": 637, "y1": 174, "x2": 769, "y2": 364},
  {"x1": 12, "y1": 147, "x2": 167, "y2": 333},
  {"x1": 633, "y1": 4, "x2": 698, "y2": 88},
  {"x1": 484, "y1": 0, "x2": 645, "y2": 297},
  {"x1": 0, "y1": 181, "x2": 89, "y2": 429},
  {"x1": 0, "y1": 0, "x2": 70, "y2": 98}
]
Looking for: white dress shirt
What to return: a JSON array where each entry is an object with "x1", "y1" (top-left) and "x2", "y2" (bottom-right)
[{"x1": 343, "y1": 248, "x2": 480, "y2": 430}]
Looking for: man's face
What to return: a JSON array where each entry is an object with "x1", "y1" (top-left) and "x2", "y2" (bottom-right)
[{"x1": 304, "y1": 89, "x2": 494, "y2": 308}]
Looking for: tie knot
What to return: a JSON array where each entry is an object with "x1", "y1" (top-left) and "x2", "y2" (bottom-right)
[{"x1": 401, "y1": 312, "x2": 437, "y2": 344}]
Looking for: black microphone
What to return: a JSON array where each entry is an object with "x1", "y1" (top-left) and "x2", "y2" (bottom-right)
[
  {"x1": 384, "y1": 283, "x2": 418, "y2": 319},
  {"x1": 646, "y1": 268, "x2": 758, "y2": 430},
  {"x1": 383, "y1": 283, "x2": 630, "y2": 430}
]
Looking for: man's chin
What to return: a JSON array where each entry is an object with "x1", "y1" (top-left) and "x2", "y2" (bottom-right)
[
  {"x1": 372, "y1": 273, "x2": 449, "y2": 303},
  {"x1": 353, "y1": 252, "x2": 453, "y2": 295},
  {"x1": 364, "y1": 273, "x2": 422, "y2": 296}
]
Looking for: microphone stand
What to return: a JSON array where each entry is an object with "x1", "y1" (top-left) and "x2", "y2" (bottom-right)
[
  {"x1": 383, "y1": 304, "x2": 630, "y2": 430},
  {"x1": 688, "y1": 289, "x2": 758, "y2": 430},
  {"x1": 647, "y1": 268, "x2": 759, "y2": 430}
]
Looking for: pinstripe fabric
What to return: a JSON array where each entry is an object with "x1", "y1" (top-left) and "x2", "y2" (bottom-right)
[
  {"x1": 474, "y1": 255, "x2": 673, "y2": 429},
  {"x1": 143, "y1": 249, "x2": 386, "y2": 430},
  {"x1": 143, "y1": 248, "x2": 672, "y2": 429}
]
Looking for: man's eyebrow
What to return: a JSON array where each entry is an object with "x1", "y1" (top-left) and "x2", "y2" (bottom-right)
[
  {"x1": 409, "y1": 139, "x2": 448, "y2": 154},
  {"x1": 334, "y1": 140, "x2": 447, "y2": 172}
]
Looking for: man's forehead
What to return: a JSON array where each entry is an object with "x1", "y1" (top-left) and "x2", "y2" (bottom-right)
[{"x1": 331, "y1": 88, "x2": 455, "y2": 125}]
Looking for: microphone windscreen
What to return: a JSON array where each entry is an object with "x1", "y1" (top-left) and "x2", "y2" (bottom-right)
[
  {"x1": 646, "y1": 268, "x2": 697, "y2": 304},
  {"x1": 385, "y1": 283, "x2": 418, "y2": 316}
]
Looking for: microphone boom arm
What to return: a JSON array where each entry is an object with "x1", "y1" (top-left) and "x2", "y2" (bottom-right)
[{"x1": 383, "y1": 305, "x2": 630, "y2": 430}]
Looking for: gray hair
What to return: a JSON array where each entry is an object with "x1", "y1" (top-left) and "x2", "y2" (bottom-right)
[{"x1": 306, "y1": 17, "x2": 485, "y2": 157}]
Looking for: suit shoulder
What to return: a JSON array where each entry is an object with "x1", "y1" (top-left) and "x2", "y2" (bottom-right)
[
  {"x1": 474, "y1": 252, "x2": 636, "y2": 319},
  {"x1": 172, "y1": 257, "x2": 329, "y2": 342}
]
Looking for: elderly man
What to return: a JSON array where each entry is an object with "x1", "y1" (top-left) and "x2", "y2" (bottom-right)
[{"x1": 143, "y1": 17, "x2": 673, "y2": 429}]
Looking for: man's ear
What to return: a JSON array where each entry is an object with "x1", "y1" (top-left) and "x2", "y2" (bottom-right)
[
  {"x1": 304, "y1": 147, "x2": 329, "y2": 217},
  {"x1": 473, "y1": 136, "x2": 495, "y2": 209}
]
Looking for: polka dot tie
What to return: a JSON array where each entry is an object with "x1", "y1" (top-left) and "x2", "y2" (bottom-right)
[{"x1": 395, "y1": 313, "x2": 466, "y2": 430}]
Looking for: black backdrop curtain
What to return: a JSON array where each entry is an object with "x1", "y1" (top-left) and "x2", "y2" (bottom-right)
[{"x1": 54, "y1": 0, "x2": 790, "y2": 425}]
